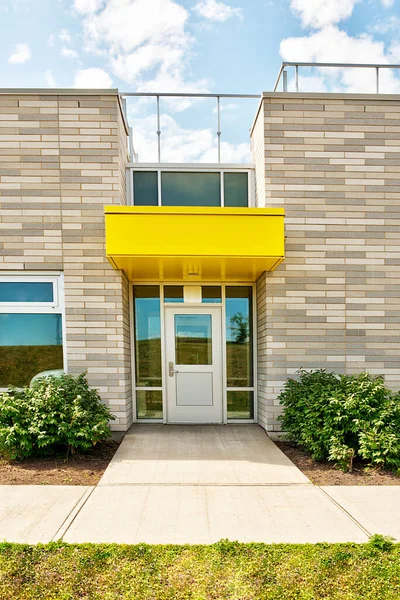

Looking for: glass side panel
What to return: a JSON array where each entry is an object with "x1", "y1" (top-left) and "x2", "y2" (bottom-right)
[
  {"x1": 227, "y1": 391, "x2": 254, "y2": 420},
  {"x1": 136, "y1": 390, "x2": 163, "y2": 419},
  {"x1": 133, "y1": 286, "x2": 162, "y2": 387},
  {"x1": 164, "y1": 285, "x2": 184, "y2": 303},
  {"x1": 202, "y1": 286, "x2": 222, "y2": 303},
  {"x1": 133, "y1": 171, "x2": 158, "y2": 206},
  {"x1": 223, "y1": 172, "x2": 248, "y2": 207},
  {"x1": 175, "y1": 314, "x2": 212, "y2": 365},
  {"x1": 161, "y1": 172, "x2": 221, "y2": 207},
  {"x1": 225, "y1": 286, "x2": 253, "y2": 387},
  {"x1": 0, "y1": 313, "x2": 63, "y2": 387},
  {"x1": 0, "y1": 282, "x2": 53, "y2": 303}
]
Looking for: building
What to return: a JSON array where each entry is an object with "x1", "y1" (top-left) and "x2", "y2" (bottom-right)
[{"x1": 1, "y1": 64, "x2": 400, "y2": 432}]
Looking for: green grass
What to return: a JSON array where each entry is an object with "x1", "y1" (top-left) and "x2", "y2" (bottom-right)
[{"x1": 1, "y1": 540, "x2": 400, "y2": 599}]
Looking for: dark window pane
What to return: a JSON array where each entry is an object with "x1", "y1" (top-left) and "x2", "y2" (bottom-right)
[
  {"x1": 0, "y1": 313, "x2": 63, "y2": 387},
  {"x1": 164, "y1": 285, "x2": 184, "y2": 303},
  {"x1": 202, "y1": 286, "x2": 221, "y2": 303},
  {"x1": 162, "y1": 172, "x2": 220, "y2": 207},
  {"x1": 175, "y1": 314, "x2": 212, "y2": 365},
  {"x1": 226, "y1": 286, "x2": 253, "y2": 387},
  {"x1": 133, "y1": 286, "x2": 161, "y2": 387},
  {"x1": 224, "y1": 173, "x2": 248, "y2": 207},
  {"x1": 227, "y1": 391, "x2": 254, "y2": 419},
  {"x1": 0, "y1": 282, "x2": 53, "y2": 303},
  {"x1": 136, "y1": 390, "x2": 163, "y2": 419},
  {"x1": 133, "y1": 171, "x2": 158, "y2": 206}
]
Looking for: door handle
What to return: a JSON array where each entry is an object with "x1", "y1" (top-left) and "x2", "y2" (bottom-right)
[{"x1": 169, "y1": 361, "x2": 177, "y2": 377}]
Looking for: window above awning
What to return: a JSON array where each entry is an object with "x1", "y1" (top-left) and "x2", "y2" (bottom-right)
[{"x1": 104, "y1": 206, "x2": 284, "y2": 282}]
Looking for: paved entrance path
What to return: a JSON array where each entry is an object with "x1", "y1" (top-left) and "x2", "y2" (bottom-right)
[
  {"x1": 2, "y1": 425, "x2": 400, "y2": 544},
  {"x1": 62, "y1": 425, "x2": 366, "y2": 544}
]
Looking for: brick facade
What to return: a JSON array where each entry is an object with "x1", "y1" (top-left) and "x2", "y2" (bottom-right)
[
  {"x1": 251, "y1": 92, "x2": 400, "y2": 431},
  {"x1": 0, "y1": 91, "x2": 132, "y2": 430},
  {"x1": 2, "y1": 88, "x2": 400, "y2": 432}
]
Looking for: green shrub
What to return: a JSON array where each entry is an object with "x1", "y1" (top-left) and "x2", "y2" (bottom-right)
[
  {"x1": 0, "y1": 373, "x2": 114, "y2": 459},
  {"x1": 278, "y1": 369, "x2": 400, "y2": 471}
]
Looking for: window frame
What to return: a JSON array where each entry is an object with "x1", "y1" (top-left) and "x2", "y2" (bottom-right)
[
  {"x1": 0, "y1": 275, "x2": 60, "y2": 308},
  {"x1": 128, "y1": 164, "x2": 255, "y2": 208},
  {"x1": 0, "y1": 272, "x2": 67, "y2": 390}
]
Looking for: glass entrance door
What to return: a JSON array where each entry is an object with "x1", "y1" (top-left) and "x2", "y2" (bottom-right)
[{"x1": 165, "y1": 306, "x2": 222, "y2": 423}]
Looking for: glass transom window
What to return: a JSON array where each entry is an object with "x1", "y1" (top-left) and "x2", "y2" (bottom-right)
[
  {"x1": 131, "y1": 170, "x2": 250, "y2": 207},
  {"x1": 0, "y1": 281, "x2": 54, "y2": 303}
]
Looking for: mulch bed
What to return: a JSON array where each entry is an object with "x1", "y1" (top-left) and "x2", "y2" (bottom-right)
[
  {"x1": 276, "y1": 440, "x2": 400, "y2": 486},
  {"x1": 0, "y1": 440, "x2": 120, "y2": 485}
]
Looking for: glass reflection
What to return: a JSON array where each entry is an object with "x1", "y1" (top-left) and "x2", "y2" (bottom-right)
[
  {"x1": 0, "y1": 313, "x2": 63, "y2": 387},
  {"x1": 136, "y1": 390, "x2": 163, "y2": 419},
  {"x1": 164, "y1": 286, "x2": 184, "y2": 303},
  {"x1": 133, "y1": 171, "x2": 158, "y2": 206},
  {"x1": 227, "y1": 391, "x2": 254, "y2": 419},
  {"x1": 202, "y1": 286, "x2": 221, "y2": 303},
  {"x1": 162, "y1": 172, "x2": 220, "y2": 207},
  {"x1": 225, "y1": 286, "x2": 253, "y2": 387},
  {"x1": 224, "y1": 172, "x2": 248, "y2": 207},
  {"x1": 133, "y1": 286, "x2": 162, "y2": 387},
  {"x1": 175, "y1": 314, "x2": 212, "y2": 365},
  {"x1": 0, "y1": 282, "x2": 53, "y2": 303}
]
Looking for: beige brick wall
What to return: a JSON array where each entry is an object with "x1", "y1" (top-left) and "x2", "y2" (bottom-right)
[
  {"x1": 0, "y1": 91, "x2": 132, "y2": 430},
  {"x1": 251, "y1": 92, "x2": 400, "y2": 431}
]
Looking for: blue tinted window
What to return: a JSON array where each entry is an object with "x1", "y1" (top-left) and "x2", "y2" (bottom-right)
[
  {"x1": 0, "y1": 282, "x2": 53, "y2": 303},
  {"x1": 202, "y1": 286, "x2": 221, "y2": 303},
  {"x1": 164, "y1": 286, "x2": 184, "y2": 303},
  {"x1": 162, "y1": 172, "x2": 220, "y2": 207},
  {"x1": 0, "y1": 313, "x2": 62, "y2": 346},
  {"x1": 224, "y1": 173, "x2": 248, "y2": 207},
  {"x1": 225, "y1": 286, "x2": 253, "y2": 387},
  {"x1": 0, "y1": 313, "x2": 63, "y2": 387},
  {"x1": 133, "y1": 171, "x2": 158, "y2": 206},
  {"x1": 133, "y1": 286, "x2": 162, "y2": 388}
]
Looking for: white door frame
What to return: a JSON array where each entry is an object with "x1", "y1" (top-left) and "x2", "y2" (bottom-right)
[
  {"x1": 164, "y1": 305, "x2": 223, "y2": 424},
  {"x1": 130, "y1": 282, "x2": 257, "y2": 425}
]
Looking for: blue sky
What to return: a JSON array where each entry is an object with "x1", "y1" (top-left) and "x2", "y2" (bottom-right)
[{"x1": 1, "y1": 0, "x2": 400, "y2": 160}]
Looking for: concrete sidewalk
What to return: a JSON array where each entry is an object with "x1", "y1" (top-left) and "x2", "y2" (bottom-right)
[{"x1": 1, "y1": 426, "x2": 400, "y2": 544}]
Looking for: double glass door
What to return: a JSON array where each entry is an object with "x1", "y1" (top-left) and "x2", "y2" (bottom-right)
[{"x1": 165, "y1": 307, "x2": 222, "y2": 423}]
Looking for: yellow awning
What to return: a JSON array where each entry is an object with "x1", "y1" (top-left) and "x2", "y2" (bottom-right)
[{"x1": 104, "y1": 206, "x2": 284, "y2": 282}]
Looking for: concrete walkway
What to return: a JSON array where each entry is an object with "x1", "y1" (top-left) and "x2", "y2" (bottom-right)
[{"x1": 1, "y1": 425, "x2": 400, "y2": 544}]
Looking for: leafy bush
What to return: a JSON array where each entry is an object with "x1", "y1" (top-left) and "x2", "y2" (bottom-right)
[
  {"x1": 0, "y1": 373, "x2": 114, "y2": 459},
  {"x1": 278, "y1": 369, "x2": 400, "y2": 471}
]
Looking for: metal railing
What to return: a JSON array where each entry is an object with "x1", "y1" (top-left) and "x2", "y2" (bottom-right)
[
  {"x1": 119, "y1": 92, "x2": 259, "y2": 163},
  {"x1": 274, "y1": 62, "x2": 400, "y2": 94}
]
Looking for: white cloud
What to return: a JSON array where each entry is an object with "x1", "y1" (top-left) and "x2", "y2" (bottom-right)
[
  {"x1": 194, "y1": 0, "x2": 243, "y2": 22},
  {"x1": 74, "y1": 0, "x2": 105, "y2": 13},
  {"x1": 130, "y1": 112, "x2": 251, "y2": 162},
  {"x1": 44, "y1": 70, "x2": 56, "y2": 87},
  {"x1": 81, "y1": 0, "x2": 188, "y2": 54},
  {"x1": 8, "y1": 43, "x2": 31, "y2": 64},
  {"x1": 280, "y1": 26, "x2": 400, "y2": 93},
  {"x1": 77, "y1": 0, "x2": 210, "y2": 98},
  {"x1": 290, "y1": 0, "x2": 359, "y2": 29},
  {"x1": 47, "y1": 33, "x2": 55, "y2": 47},
  {"x1": 59, "y1": 29, "x2": 72, "y2": 44},
  {"x1": 61, "y1": 47, "x2": 79, "y2": 58},
  {"x1": 74, "y1": 67, "x2": 113, "y2": 88},
  {"x1": 371, "y1": 15, "x2": 400, "y2": 34},
  {"x1": 381, "y1": 0, "x2": 395, "y2": 7}
]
